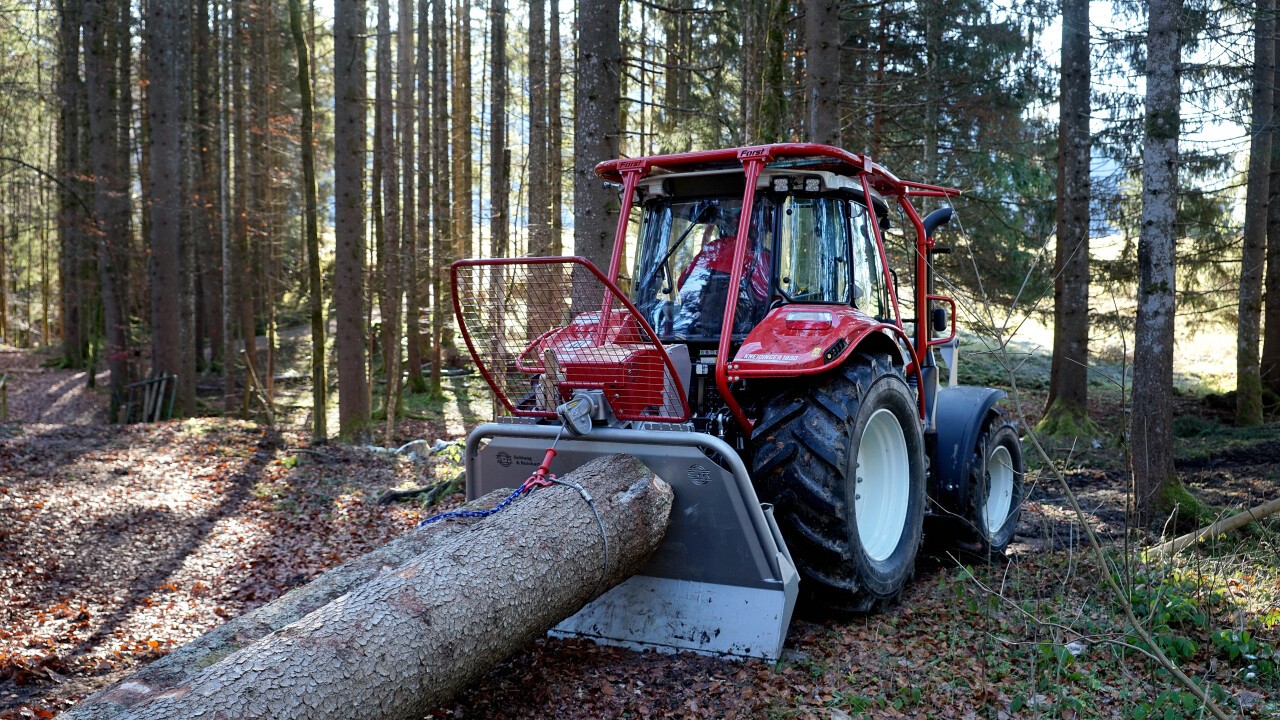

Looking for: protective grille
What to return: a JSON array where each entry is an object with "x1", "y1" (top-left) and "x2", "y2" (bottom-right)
[{"x1": 452, "y1": 257, "x2": 690, "y2": 423}]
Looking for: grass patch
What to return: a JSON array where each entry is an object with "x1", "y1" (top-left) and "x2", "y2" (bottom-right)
[
  {"x1": 765, "y1": 526, "x2": 1280, "y2": 719},
  {"x1": 1173, "y1": 422, "x2": 1280, "y2": 464},
  {"x1": 398, "y1": 374, "x2": 489, "y2": 428}
]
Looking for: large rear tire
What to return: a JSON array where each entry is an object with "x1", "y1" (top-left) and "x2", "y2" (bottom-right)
[{"x1": 751, "y1": 353, "x2": 926, "y2": 612}]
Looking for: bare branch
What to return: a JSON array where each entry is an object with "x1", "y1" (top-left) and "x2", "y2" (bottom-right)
[
  {"x1": 629, "y1": 0, "x2": 724, "y2": 15},
  {"x1": 0, "y1": 155, "x2": 100, "y2": 231}
]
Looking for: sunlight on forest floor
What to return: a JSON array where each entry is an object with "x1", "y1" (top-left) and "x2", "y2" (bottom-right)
[{"x1": 955, "y1": 310, "x2": 1239, "y2": 399}]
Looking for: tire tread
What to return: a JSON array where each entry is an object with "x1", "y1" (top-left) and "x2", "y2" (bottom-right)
[{"x1": 751, "y1": 352, "x2": 924, "y2": 612}]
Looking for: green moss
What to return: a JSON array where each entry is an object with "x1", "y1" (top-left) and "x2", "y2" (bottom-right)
[
  {"x1": 1157, "y1": 481, "x2": 1216, "y2": 532},
  {"x1": 1263, "y1": 385, "x2": 1280, "y2": 413},
  {"x1": 1236, "y1": 373, "x2": 1264, "y2": 427},
  {"x1": 1034, "y1": 399, "x2": 1102, "y2": 438},
  {"x1": 1172, "y1": 415, "x2": 1218, "y2": 438}
]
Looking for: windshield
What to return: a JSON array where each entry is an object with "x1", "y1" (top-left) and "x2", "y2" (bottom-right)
[{"x1": 631, "y1": 195, "x2": 775, "y2": 340}]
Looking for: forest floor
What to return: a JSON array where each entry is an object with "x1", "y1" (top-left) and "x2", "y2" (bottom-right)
[{"x1": 1, "y1": 339, "x2": 1279, "y2": 719}]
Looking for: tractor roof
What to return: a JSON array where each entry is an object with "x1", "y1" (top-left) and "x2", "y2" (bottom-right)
[{"x1": 594, "y1": 143, "x2": 959, "y2": 199}]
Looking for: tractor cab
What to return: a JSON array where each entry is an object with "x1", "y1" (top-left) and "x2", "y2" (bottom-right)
[
  {"x1": 629, "y1": 170, "x2": 894, "y2": 346},
  {"x1": 626, "y1": 165, "x2": 901, "y2": 435}
]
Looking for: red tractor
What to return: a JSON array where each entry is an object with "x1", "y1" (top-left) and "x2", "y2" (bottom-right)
[{"x1": 452, "y1": 144, "x2": 1023, "y2": 662}]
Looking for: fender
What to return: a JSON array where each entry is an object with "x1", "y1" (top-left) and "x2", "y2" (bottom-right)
[
  {"x1": 729, "y1": 305, "x2": 910, "y2": 378},
  {"x1": 931, "y1": 385, "x2": 1006, "y2": 514}
]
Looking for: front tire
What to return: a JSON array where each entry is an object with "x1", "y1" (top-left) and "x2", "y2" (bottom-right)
[
  {"x1": 751, "y1": 353, "x2": 926, "y2": 612},
  {"x1": 967, "y1": 416, "x2": 1024, "y2": 554}
]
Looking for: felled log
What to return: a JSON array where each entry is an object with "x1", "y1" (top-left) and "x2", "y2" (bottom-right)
[
  {"x1": 1151, "y1": 497, "x2": 1280, "y2": 559},
  {"x1": 62, "y1": 454, "x2": 672, "y2": 720},
  {"x1": 66, "y1": 488, "x2": 512, "y2": 712}
]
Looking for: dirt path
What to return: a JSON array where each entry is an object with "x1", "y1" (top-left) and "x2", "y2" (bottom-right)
[{"x1": 0, "y1": 351, "x2": 106, "y2": 425}]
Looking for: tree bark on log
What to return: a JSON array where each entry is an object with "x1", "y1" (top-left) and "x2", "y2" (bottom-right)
[{"x1": 61, "y1": 455, "x2": 671, "y2": 720}]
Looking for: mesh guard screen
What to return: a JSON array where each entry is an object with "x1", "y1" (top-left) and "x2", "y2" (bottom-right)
[{"x1": 452, "y1": 257, "x2": 691, "y2": 423}]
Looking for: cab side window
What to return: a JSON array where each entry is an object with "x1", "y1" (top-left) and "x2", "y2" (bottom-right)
[
  {"x1": 779, "y1": 196, "x2": 849, "y2": 303},
  {"x1": 848, "y1": 201, "x2": 892, "y2": 320}
]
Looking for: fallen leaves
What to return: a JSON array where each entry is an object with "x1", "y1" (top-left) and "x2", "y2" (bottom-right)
[{"x1": 0, "y1": 418, "x2": 427, "y2": 716}]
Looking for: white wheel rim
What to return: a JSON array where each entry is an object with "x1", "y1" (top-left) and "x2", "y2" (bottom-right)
[
  {"x1": 983, "y1": 444, "x2": 1015, "y2": 534},
  {"x1": 853, "y1": 408, "x2": 910, "y2": 563}
]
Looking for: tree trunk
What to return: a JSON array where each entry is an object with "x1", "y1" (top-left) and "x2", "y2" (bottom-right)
[
  {"x1": 489, "y1": 0, "x2": 508, "y2": 263},
  {"x1": 146, "y1": 0, "x2": 188, "y2": 414},
  {"x1": 1153, "y1": 497, "x2": 1280, "y2": 559},
  {"x1": 548, "y1": 0, "x2": 562, "y2": 255},
  {"x1": 61, "y1": 455, "x2": 672, "y2": 720},
  {"x1": 528, "y1": 0, "x2": 548, "y2": 260},
  {"x1": 376, "y1": 0, "x2": 401, "y2": 444},
  {"x1": 194, "y1": 0, "x2": 222, "y2": 377},
  {"x1": 334, "y1": 0, "x2": 371, "y2": 440},
  {"x1": 288, "y1": 0, "x2": 326, "y2": 441},
  {"x1": 429, "y1": 0, "x2": 451, "y2": 396},
  {"x1": 573, "y1": 0, "x2": 621, "y2": 272},
  {"x1": 1265, "y1": 48, "x2": 1280, "y2": 396},
  {"x1": 922, "y1": 6, "x2": 942, "y2": 179},
  {"x1": 261, "y1": 7, "x2": 279, "y2": 407},
  {"x1": 409, "y1": 0, "x2": 431, "y2": 394},
  {"x1": 740, "y1": 0, "x2": 759, "y2": 144},
  {"x1": 219, "y1": 0, "x2": 234, "y2": 412},
  {"x1": 177, "y1": 0, "x2": 197, "y2": 415},
  {"x1": 41, "y1": 170, "x2": 52, "y2": 349},
  {"x1": 399, "y1": 0, "x2": 422, "y2": 395},
  {"x1": 486, "y1": 0, "x2": 509, "y2": 419},
  {"x1": 452, "y1": 0, "x2": 473, "y2": 265},
  {"x1": 759, "y1": 0, "x2": 788, "y2": 144},
  {"x1": 1265, "y1": 20, "x2": 1280, "y2": 399},
  {"x1": 660, "y1": 2, "x2": 681, "y2": 141},
  {"x1": 0, "y1": 215, "x2": 6, "y2": 344},
  {"x1": 82, "y1": 0, "x2": 130, "y2": 421},
  {"x1": 231, "y1": 0, "x2": 252, "y2": 414},
  {"x1": 1238, "y1": 0, "x2": 1275, "y2": 425},
  {"x1": 1042, "y1": 0, "x2": 1092, "y2": 434},
  {"x1": 1131, "y1": 0, "x2": 1182, "y2": 527},
  {"x1": 870, "y1": 4, "x2": 886, "y2": 158},
  {"x1": 247, "y1": 0, "x2": 269, "y2": 407},
  {"x1": 114, "y1": 0, "x2": 136, "y2": 340},
  {"x1": 57, "y1": 0, "x2": 87, "y2": 369},
  {"x1": 804, "y1": 0, "x2": 839, "y2": 146}
]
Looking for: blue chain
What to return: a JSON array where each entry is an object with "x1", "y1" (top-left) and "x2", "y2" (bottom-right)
[
  {"x1": 412, "y1": 433, "x2": 610, "y2": 591},
  {"x1": 416, "y1": 484, "x2": 524, "y2": 527},
  {"x1": 417, "y1": 427, "x2": 566, "y2": 528}
]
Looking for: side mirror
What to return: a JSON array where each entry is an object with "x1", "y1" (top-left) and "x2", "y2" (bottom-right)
[{"x1": 931, "y1": 306, "x2": 948, "y2": 333}]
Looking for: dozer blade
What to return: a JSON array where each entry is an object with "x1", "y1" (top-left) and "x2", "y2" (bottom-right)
[{"x1": 465, "y1": 421, "x2": 799, "y2": 662}]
